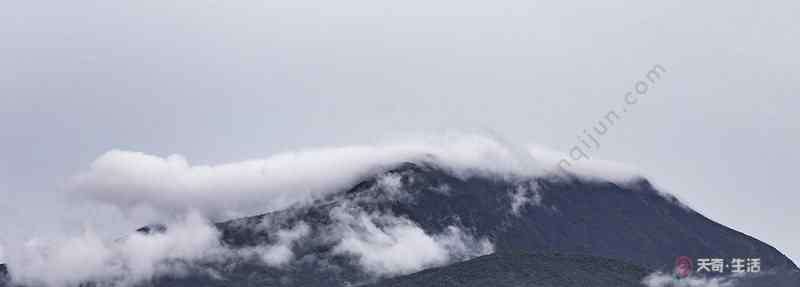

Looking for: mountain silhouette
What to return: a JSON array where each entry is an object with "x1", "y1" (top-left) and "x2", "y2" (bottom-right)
[{"x1": 2, "y1": 162, "x2": 797, "y2": 286}]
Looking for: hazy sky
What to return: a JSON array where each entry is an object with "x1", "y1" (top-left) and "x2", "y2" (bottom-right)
[{"x1": 1, "y1": 0, "x2": 798, "y2": 264}]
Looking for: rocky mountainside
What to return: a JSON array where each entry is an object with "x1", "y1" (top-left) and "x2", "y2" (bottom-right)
[
  {"x1": 367, "y1": 252, "x2": 800, "y2": 287},
  {"x1": 364, "y1": 252, "x2": 651, "y2": 287},
  {"x1": 163, "y1": 162, "x2": 796, "y2": 286},
  {"x1": 0, "y1": 265, "x2": 9, "y2": 286},
  {"x1": 220, "y1": 162, "x2": 796, "y2": 269},
  {"x1": 2, "y1": 162, "x2": 797, "y2": 286}
]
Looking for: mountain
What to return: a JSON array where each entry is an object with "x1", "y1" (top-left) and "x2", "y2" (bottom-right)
[
  {"x1": 3, "y1": 162, "x2": 798, "y2": 286},
  {"x1": 154, "y1": 162, "x2": 797, "y2": 286},
  {"x1": 221, "y1": 162, "x2": 797, "y2": 268},
  {"x1": 367, "y1": 252, "x2": 800, "y2": 287},
  {"x1": 0, "y1": 264, "x2": 9, "y2": 287},
  {"x1": 363, "y1": 252, "x2": 651, "y2": 287}
]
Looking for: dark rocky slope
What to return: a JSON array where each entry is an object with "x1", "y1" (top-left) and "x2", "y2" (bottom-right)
[
  {"x1": 366, "y1": 252, "x2": 800, "y2": 287},
  {"x1": 216, "y1": 162, "x2": 796, "y2": 272},
  {"x1": 0, "y1": 265, "x2": 9, "y2": 287},
  {"x1": 2, "y1": 162, "x2": 797, "y2": 286},
  {"x1": 170, "y1": 162, "x2": 796, "y2": 286},
  {"x1": 364, "y1": 252, "x2": 651, "y2": 287}
]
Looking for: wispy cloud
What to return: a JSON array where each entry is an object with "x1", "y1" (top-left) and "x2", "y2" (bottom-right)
[
  {"x1": 237, "y1": 221, "x2": 310, "y2": 267},
  {"x1": 643, "y1": 272, "x2": 743, "y2": 287},
  {"x1": 8, "y1": 212, "x2": 225, "y2": 287},
  {"x1": 3, "y1": 133, "x2": 658, "y2": 286},
  {"x1": 329, "y1": 204, "x2": 493, "y2": 276},
  {"x1": 69, "y1": 133, "x2": 643, "y2": 222}
]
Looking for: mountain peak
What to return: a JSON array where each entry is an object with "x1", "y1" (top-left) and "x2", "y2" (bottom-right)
[{"x1": 5, "y1": 158, "x2": 797, "y2": 287}]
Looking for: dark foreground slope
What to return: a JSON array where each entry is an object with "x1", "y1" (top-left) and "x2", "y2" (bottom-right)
[
  {"x1": 366, "y1": 252, "x2": 650, "y2": 287},
  {"x1": 0, "y1": 265, "x2": 9, "y2": 287},
  {"x1": 366, "y1": 252, "x2": 800, "y2": 287}
]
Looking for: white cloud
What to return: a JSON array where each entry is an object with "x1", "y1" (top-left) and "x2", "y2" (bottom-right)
[
  {"x1": 642, "y1": 272, "x2": 741, "y2": 287},
  {"x1": 525, "y1": 144, "x2": 694, "y2": 208},
  {"x1": 329, "y1": 205, "x2": 493, "y2": 276},
  {"x1": 510, "y1": 181, "x2": 542, "y2": 215},
  {"x1": 237, "y1": 222, "x2": 310, "y2": 267},
  {"x1": 5, "y1": 133, "x2": 663, "y2": 285},
  {"x1": 69, "y1": 133, "x2": 644, "y2": 222},
  {"x1": 375, "y1": 173, "x2": 407, "y2": 199},
  {"x1": 433, "y1": 226, "x2": 494, "y2": 260},
  {"x1": 527, "y1": 144, "x2": 642, "y2": 183},
  {"x1": 6, "y1": 212, "x2": 226, "y2": 287}
]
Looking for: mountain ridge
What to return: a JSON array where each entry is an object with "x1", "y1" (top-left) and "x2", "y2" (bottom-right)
[
  {"x1": 1, "y1": 161, "x2": 796, "y2": 286},
  {"x1": 363, "y1": 251, "x2": 652, "y2": 287}
]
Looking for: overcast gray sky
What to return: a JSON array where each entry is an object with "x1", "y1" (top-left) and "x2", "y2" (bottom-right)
[{"x1": 1, "y1": 0, "x2": 798, "y2": 264}]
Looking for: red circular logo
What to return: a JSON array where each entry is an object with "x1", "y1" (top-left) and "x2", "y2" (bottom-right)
[{"x1": 675, "y1": 256, "x2": 693, "y2": 278}]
